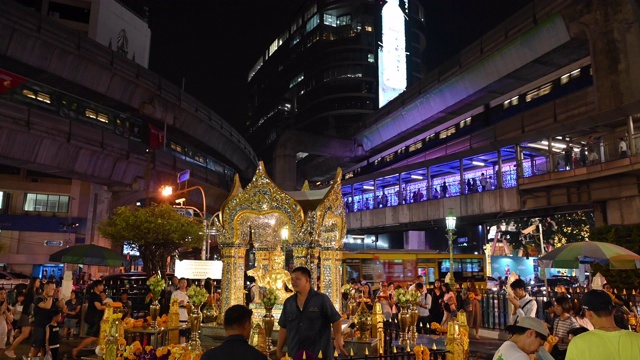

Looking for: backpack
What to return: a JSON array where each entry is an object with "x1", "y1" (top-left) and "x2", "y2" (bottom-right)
[
  {"x1": 28, "y1": 296, "x2": 43, "y2": 324},
  {"x1": 245, "y1": 284, "x2": 255, "y2": 305}
]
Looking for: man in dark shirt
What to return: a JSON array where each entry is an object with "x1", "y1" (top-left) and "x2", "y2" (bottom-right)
[
  {"x1": 276, "y1": 267, "x2": 346, "y2": 360},
  {"x1": 30, "y1": 282, "x2": 64, "y2": 358},
  {"x1": 72, "y1": 280, "x2": 106, "y2": 359},
  {"x1": 201, "y1": 305, "x2": 266, "y2": 360}
]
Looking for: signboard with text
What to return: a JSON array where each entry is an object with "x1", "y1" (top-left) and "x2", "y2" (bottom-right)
[
  {"x1": 44, "y1": 240, "x2": 64, "y2": 246},
  {"x1": 175, "y1": 260, "x2": 222, "y2": 279},
  {"x1": 178, "y1": 170, "x2": 190, "y2": 183}
]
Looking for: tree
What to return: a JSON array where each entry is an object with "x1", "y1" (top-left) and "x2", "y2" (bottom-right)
[
  {"x1": 98, "y1": 203, "x2": 204, "y2": 276},
  {"x1": 590, "y1": 224, "x2": 640, "y2": 293},
  {"x1": 486, "y1": 211, "x2": 594, "y2": 255}
]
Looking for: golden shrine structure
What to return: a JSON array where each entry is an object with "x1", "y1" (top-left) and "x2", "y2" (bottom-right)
[{"x1": 211, "y1": 162, "x2": 346, "y2": 321}]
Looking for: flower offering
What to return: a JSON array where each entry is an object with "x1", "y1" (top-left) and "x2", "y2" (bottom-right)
[
  {"x1": 262, "y1": 287, "x2": 279, "y2": 308},
  {"x1": 186, "y1": 285, "x2": 208, "y2": 306}
]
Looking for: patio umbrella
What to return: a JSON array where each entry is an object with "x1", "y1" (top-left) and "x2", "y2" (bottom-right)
[
  {"x1": 49, "y1": 244, "x2": 125, "y2": 267},
  {"x1": 537, "y1": 241, "x2": 640, "y2": 269}
]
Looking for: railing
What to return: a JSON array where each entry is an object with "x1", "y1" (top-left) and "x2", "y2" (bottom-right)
[
  {"x1": 343, "y1": 132, "x2": 635, "y2": 215},
  {"x1": 478, "y1": 288, "x2": 640, "y2": 331}
]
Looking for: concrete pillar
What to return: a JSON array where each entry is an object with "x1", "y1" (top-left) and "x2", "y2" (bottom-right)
[
  {"x1": 566, "y1": 1, "x2": 640, "y2": 111},
  {"x1": 272, "y1": 151, "x2": 297, "y2": 191},
  {"x1": 628, "y1": 116, "x2": 635, "y2": 155},
  {"x1": 427, "y1": 167, "x2": 432, "y2": 200},
  {"x1": 548, "y1": 136, "x2": 554, "y2": 172},
  {"x1": 398, "y1": 173, "x2": 403, "y2": 205},
  {"x1": 515, "y1": 144, "x2": 524, "y2": 178},
  {"x1": 374, "y1": 178, "x2": 378, "y2": 208},
  {"x1": 460, "y1": 159, "x2": 465, "y2": 195},
  {"x1": 497, "y1": 149, "x2": 503, "y2": 189}
]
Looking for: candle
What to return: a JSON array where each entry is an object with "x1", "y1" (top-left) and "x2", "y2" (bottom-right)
[
  {"x1": 334, "y1": 349, "x2": 339, "y2": 358},
  {"x1": 350, "y1": 348, "x2": 354, "y2": 357},
  {"x1": 318, "y1": 350, "x2": 323, "y2": 359},
  {"x1": 303, "y1": 351, "x2": 307, "y2": 359},
  {"x1": 365, "y1": 347, "x2": 369, "y2": 356},
  {"x1": 393, "y1": 346, "x2": 397, "y2": 353},
  {"x1": 432, "y1": 343, "x2": 436, "y2": 350}
]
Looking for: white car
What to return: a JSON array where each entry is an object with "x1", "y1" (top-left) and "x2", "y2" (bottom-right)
[{"x1": 0, "y1": 271, "x2": 31, "y2": 290}]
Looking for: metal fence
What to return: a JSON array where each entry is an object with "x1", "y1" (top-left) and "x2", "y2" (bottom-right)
[{"x1": 478, "y1": 288, "x2": 640, "y2": 331}]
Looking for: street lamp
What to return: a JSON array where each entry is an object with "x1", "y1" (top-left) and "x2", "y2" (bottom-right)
[
  {"x1": 445, "y1": 208, "x2": 457, "y2": 286},
  {"x1": 161, "y1": 185, "x2": 208, "y2": 260}
]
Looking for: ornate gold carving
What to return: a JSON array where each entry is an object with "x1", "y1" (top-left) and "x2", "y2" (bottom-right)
[
  {"x1": 247, "y1": 246, "x2": 293, "y2": 303},
  {"x1": 216, "y1": 162, "x2": 346, "y2": 318}
]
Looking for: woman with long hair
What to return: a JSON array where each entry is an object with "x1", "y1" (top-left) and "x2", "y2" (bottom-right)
[
  {"x1": 440, "y1": 283, "x2": 457, "y2": 328},
  {"x1": 429, "y1": 280, "x2": 445, "y2": 325},
  {"x1": 464, "y1": 279, "x2": 482, "y2": 339},
  {"x1": 5, "y1": 277, "x2": 40, "y2": 358}
]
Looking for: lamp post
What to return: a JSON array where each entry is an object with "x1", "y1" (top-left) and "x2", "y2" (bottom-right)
[
  {"x1": 161, "y1": 185, "x2": 208, "y2": 260},
  {"x1": 445, "y1": 208, "x2": 457, "y2": 286}
]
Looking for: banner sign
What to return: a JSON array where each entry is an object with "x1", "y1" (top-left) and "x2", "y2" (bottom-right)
[{"x1": 175, "y1": 259, "x2": 222, "y2": 279}]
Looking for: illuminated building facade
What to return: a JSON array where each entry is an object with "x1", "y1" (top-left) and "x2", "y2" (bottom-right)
[{"x1": 246, "y1": 0, "x2": 426, "y2": 184}]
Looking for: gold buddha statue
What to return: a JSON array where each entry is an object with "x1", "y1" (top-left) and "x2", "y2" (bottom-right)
[{"x1": 247, "y1": 246, "x2": 293, "y2": 303}]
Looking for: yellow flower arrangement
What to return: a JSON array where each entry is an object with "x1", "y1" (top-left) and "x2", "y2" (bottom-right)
[
  {"x1": 262, "y1": 287, "x2": 279, "y2": 308},
  {"x1": 147, "y1": 276, "x2": 165, "y2": 301},
  {"x1": 395, "y1": 288, "x2": 421, "y2": 306},
  {"x1": 407, "y1": 289, "x2": 421, "y2": 303},
  {"x1": 186, "y1": 285, "x2": 208, "y2": 306}
]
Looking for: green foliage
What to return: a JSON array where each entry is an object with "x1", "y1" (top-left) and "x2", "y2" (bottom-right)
[
  {"x1": 486, "y1": 211, "x2": 594, "y2": 254},
  {"x1": 98, "y1": 203, "x2": 204, "y2": 276},
  {"x1": 590, "y1": 224, "x2": 640, "y2": 292}
]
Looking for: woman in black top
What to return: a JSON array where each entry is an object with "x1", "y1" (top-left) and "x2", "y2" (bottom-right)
[
  {"x1": 429, "y1": 280, "x2": 445, "y2": 326},
  {"x1": 62, "y1": 291, "x2": 80, "y2": 339},
  {"x1": 5, "y1": 277, "x2": 40, "y2": 358}
]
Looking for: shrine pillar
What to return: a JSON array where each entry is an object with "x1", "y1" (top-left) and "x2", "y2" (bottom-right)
[
  {"x1": 220, "y1": 245, "x2": 247, "y2": 321},
  {"x1": 309, "y1": 245, "x2": 320, "y2": 291},
  {"x1": 319, "y1": 248, "x2": 343, "y2": 311}
]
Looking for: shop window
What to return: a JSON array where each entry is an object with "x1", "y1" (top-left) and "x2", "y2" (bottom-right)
[
  {"x1": 337, "y1": 15, "x2": 352, "y2": 26},
  {"x1": 24, "y1": 193, "x2": 70, "y2": 213},
  {"x1": 306, "y1": 14, "x2": 319, "y2": 33},
  {"x1": 324, "y1": 14, "x2": 336, "y2": 27}
]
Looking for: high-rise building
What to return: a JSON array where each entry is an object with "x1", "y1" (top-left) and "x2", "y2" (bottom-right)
[
  {"x1": 12, "y1": 0, "x2": 151, "y2": 68},
  {"x1": 246, "y1": 0, "x2": 426, "y2": 189}
]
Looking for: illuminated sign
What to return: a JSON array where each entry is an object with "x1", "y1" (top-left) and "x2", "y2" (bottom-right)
[
  {"x1": 378, "y1": 0, "x2": 407, "y2": 107},
  {"x1": 175, "y1": 260, "x2": 223, "y2": 279}
]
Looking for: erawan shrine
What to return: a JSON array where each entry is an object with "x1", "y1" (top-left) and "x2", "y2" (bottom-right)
[{"x1": 89, "y1": 163, "x2": 472, "y2": 360}]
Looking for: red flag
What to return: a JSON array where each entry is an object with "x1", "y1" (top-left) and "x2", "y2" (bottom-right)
[
  {"x1": 149, "y1": 124, "x2": 165, "y2": 149},
  {"x1": 0, "y1": 69, "x2": 26, "y2": 95}
]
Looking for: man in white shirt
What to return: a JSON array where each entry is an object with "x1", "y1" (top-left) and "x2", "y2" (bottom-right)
[
  {"x1": 414, "y1": 283, "x2": 431, "y2": 334},
  {"x1": 507, "y1": 279, "x2": 537, "y2": 324},
  {"x1": 408, "y1": 275, "x2": 424, "y2": 292},
  {"x1": 171, "y1": 278, "x2": 190, "y2": 343},
  {"x1": 493, "y1": 316, "x2": 549, "y2": 360}
]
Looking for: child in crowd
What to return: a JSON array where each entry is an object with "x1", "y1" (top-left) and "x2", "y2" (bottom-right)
[
  {"x1": 9, "y1": 292, "x2": 24, "y2": 343},
  {"x1": 46, "y1": 310, "x2": 62, "y2": 360}
]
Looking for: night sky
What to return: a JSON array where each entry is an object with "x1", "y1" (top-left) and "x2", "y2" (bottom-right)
[{"x1": 122, "y1": 0, "x2": 531, "y2": 131}]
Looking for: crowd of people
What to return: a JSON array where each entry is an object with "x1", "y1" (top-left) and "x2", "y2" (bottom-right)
[
  {"x1": 339, "y1": 275, "x2": 484, "y2": 339},
  {"x1": 493, "y1": 279, "x2": 640, "y2": 360}
]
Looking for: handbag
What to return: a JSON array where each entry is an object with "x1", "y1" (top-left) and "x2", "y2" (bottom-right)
[{"x1": 443, "y1": 302, "x2": 451, "y2": 313}]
